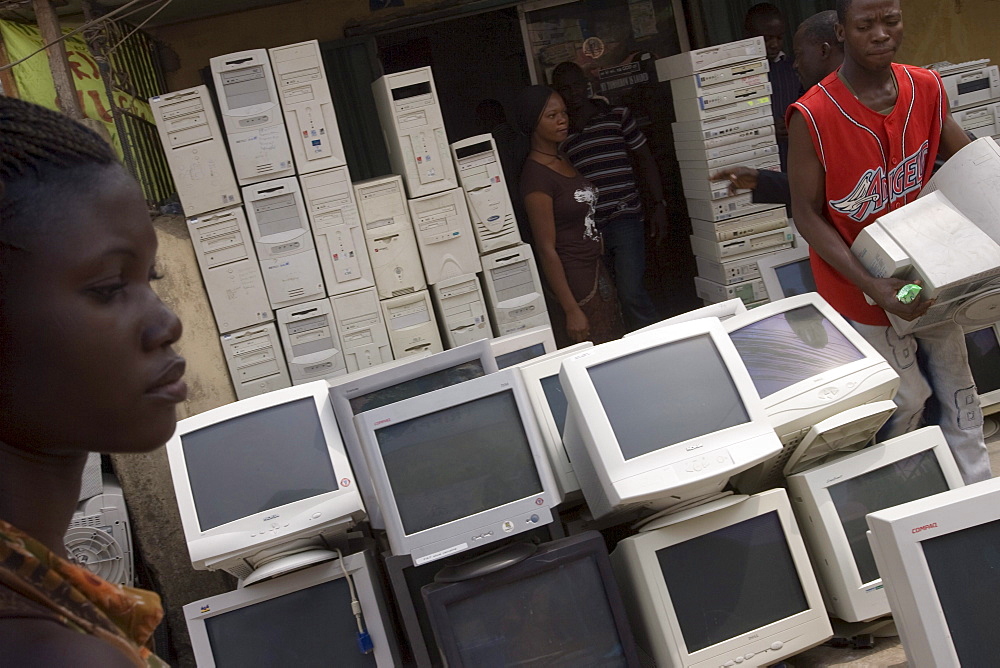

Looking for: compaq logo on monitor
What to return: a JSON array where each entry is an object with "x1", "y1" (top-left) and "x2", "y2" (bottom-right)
[
  {"x1": 686, "y1": 444, "x2": 704, "y2": 451},
  {"x1": 912, "y1": 523, "x2": 938, "y2": 534},
  {"x1": 374, "y1": 418, "x2": 392, "y2": 426},
  {"x1": 263, "y1": 515, "x2": 280, "y2": 522}
]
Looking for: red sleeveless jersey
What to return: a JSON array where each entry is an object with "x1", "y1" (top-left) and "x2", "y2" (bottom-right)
[{"x1": 788, "y1": 63, "x2": 947, "y2": 325}]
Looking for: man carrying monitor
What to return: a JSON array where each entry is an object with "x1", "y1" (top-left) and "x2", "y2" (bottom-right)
[{"x1": 787, "y1": 0, "x2": 991, "y2": 484}]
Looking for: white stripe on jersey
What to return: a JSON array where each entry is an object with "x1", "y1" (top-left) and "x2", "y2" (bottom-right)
[
  {"x1": 818, "y1": 81, "x2": 887, "y2": 164},
  {"x1": 901, "y1": 68, "x2": 916, "y2": 156},
  {"x1": 794, "y1": 102, "x2": 829, "y2": 170}
]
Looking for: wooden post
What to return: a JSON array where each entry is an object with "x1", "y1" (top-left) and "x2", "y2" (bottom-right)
[
  {"x1": 0, "y1": 29, "x2": 20, "y2": 98},
  {"x1": 31, "y1": 0, "x2": 83, "y2": 118}
]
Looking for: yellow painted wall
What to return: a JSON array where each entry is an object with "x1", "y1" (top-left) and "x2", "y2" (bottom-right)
[{"x1": 897, "y1": 0, "x2": 1000, "y2": 68}]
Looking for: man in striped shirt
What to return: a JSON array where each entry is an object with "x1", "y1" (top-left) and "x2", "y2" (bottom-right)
[{"x1": 551, "y1": 62, "x2": 666, "y2": 331}]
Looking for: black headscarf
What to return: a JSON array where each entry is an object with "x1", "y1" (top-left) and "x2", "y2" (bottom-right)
[{"x1": 512, "y1": 85, "x2": 556, "y2": 136}]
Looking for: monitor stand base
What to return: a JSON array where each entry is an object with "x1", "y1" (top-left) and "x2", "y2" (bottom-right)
[
  {"x1": 433, "y1": 541, "x2": 537, "y2": 583},
  {"x1": 241, "y1": 548, "x2": 339, "y2": 586}
]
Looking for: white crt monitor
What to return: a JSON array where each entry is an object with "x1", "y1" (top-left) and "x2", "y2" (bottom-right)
[
  {"x1": 965, "y1": 321, "x2": 1000, "y2": 415},
  {"x1": 166, "y1": 381, "x2": 365, "y2": 580},
  {"x1": 515, "y1": 342, "x2": 593, "y2": 497},
  {"x1": 354, "y1": 368, "x2": 560, "y2": 566},
  {"x1": 268, "y1": 39, "x2": 347, "y2": 175},
  {"x1": 866, "y1": 476, "x2": 1000, "y2": 667},
  {"x1": 786, "y1": 426, "x2": 965, "y2": 623},
  {"x1": 610, "y1": 488, "x2": 832, "y2": 668},
  {"x1": 185, "y1": 550, "x2": 397, "y2": 667},
  {"x1": 371, "y1": 67, "x2": 458, "y2": 199},
  {"x1": 560, "y1": 318, "x2": 782, "y2": 520},
  {"x1": 755, "y1": 242, "x2": 815, "y2": 301},
  {"x1": 724, "y1": 293, "x2": 900, "y2": 492},
  {"x1": 243, "y1": 177, "x2": 326, "y2": 310},
  {"x1": 300, "y1": 167, "x2": 376, "y2": 298},
  {"x1": 209, "y1": 49, "x2": 294, "y2": 185},
  {"x1": 450, "y1": 134, "x2": 522, "y2": 254},
  {"x1": 626, "y1": 299, "x2": 747, "y2": 337},
  {"x1": 328, "y1": 340, "x2": 499, "y2": 531},
  {"x1": 489, "y1": 325, "x2": 557, "y2": 369},
  {"x1": 149, "y1": 85, "x2": 240, "y2": 217}
]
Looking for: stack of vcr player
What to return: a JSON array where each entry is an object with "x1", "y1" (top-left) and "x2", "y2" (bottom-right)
[
  {"x1": 929, "y1": 58, "x2": 1000, "y2": 142},
  {"x1": 657, "y1": 36, "x2": 794, "y2": 308}
]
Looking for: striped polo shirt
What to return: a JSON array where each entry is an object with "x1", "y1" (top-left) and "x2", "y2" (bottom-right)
[{"x1": 561, "y1": 103, "x2": 647, "y2": 228}]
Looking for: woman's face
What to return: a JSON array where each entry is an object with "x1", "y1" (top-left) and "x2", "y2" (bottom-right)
[
  {"x1": 534, "y1": 92, "x2": 569, "y2": 144},
  {"x1": 0, "y1": 165, "x2": 186, "y2": 455}
]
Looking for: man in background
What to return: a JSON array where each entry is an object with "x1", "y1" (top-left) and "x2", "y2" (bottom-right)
[{"x1": 551, "y1": 61, "x2": 666, "y2": 332}]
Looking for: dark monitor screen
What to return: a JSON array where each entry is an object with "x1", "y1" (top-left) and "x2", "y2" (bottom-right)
[
  {"x1": 376, "y1": 390, "x2": 543, "y2": 535},
  {"x1": 348, "y1": 361, "x2": 486, "y2": 415},
  {"x1": 923, "y1": 518, "x2": 1000, "y2": 666},
  {"x1": 495, "y1": 343, "x2": 547, "y2": 370},
  {"x1": 588, "y1": 334, "x2": 749, "y2": 460},
  {"x1": 729, "y1": 305, "x2": 865, "y2": 398},
  {"x1": 965, "y1": 326, "x2": 1000, "y2": 395},
  {"x1": 540, "y1": 373, "x2": 570, "y2": 437},
  {"x1": 182, "y1": 398, "x2": 339, "y2": 532},
  {"x1": 828, "y1": 450, "x2": 950, "y2": 584},
  {"x1": 656, "y1": 511, "x2": 809, "y2": 653},
  {"x1": 773, "y1": 259, "x2": 816, "y2": 298},
  {"x1": 204, "y1": 576, "x2": 377, "y2": 668},
  {"x1": 443, "y1": 555, "x2": 629, "y2": 667}
]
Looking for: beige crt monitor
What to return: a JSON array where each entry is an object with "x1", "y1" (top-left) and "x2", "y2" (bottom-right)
[
  {"x1": 268, "y1": 40, "x2": 346, "y2": 175},
  {"x1": 626, "y1": 300, "x2": 747, "y2": 337},
  {"x1": 431, "y1": 274, "x2": 492, "y2": 348},
  {"x1": 408, "y1": 187, "x2": 482, "y2": 285},
  {"x1": 210, "y1": 49, "x2": 294, "y2": 185},
  {"x1": 353, "y1": 175, "x2": 427, "y2": 299},
  {"x1": 330, "y1": 287, "x2": 393, "y2": 372},
  {"x1": 276, "y1": 299, "x2": 347, "y2": 384},
  {"x1": 149, "y1": 86, "x2": 240, "y2": 217},
  {"x1": 185, "y1": 207, "x2": 271, "y2": 334},
  {"x1": 371, "y1": 67, "x2": 458, "y2": 198},
  {"x1": 300, "y1": 167, "x2": 375, "y2": 297},
  {"x1": 382, "y1": 290, "x2": 444, "y2": 359},
  {"x1": 450, "y1": 134, "x2": 522, "y2": 253},
  {"x1": 220, "y1": 322, "x2": 292, "y2": 400},
  {"x1": 243, "y1": 177, "x2": 326, "y2": 310},
  {"x1": 480, "y1": 243, "x2": 551, "y2": 336}
]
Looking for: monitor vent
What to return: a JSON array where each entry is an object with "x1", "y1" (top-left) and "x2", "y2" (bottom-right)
[
  {"x1": 65, "y1": 525, "x2": 128, "y2": 586},
  {"x1": 225, "y1": 561, "x2": 255, "y2": 580},
  {"x1": 287, "y1": 288, "x2": 305, "y2": 298},
  {"x1": 392, "y1": 287, "x2": 415, "y2": 297}
]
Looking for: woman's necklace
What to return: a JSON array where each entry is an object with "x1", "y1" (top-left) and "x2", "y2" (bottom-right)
[{"x1": 532, "y1": 148, "x2": 563, "y2": 163}]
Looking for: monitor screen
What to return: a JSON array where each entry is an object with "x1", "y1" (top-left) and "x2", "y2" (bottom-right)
[
  {"x1": 495, "y1": 343, "x2": 547, "y2": 370},
  {"x1": 444, "y1": 555, "x2": 630, "y2": 667},
  {"x1": 204, "y1": 576, "x2": 376, "y2": 668},
  {"x1": 348, "y1": 361, "x2": 486, "y2": 415},
  {"x1": 965, "y1": 327, "x2": 1000, "y2": 395},
  {"x1": 656, "y1": 511, "x2": 809, "y2": 653},
  {"x1": 182, "y1": 398, "x2": 339, "y2": 532},
  {"x1": 922, "y1": 518, "x2": 1000, "y2": 666},
  {"x1": 773, "y1": 259, "x2": 816, "y2": 298},
  {"x1": 587, "y1": 335, "x2": 749, "y2": 460},
  {"x1": 827, "y1": 450, "x2": 950, "y2": 584},
  {"x1": 375, "y1": 390, "x2": 543, "y2": 535},
  {"x1": 729, "y1": 305, "x2": 865, "y2": 398},
  {"x1": 540, "y1": 373, "x2": 570, "y2": 437}
]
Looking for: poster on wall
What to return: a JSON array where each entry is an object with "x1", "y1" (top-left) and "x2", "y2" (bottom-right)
[{"x1": 520, "y1": 0, "x2": 687, "y2": 116}]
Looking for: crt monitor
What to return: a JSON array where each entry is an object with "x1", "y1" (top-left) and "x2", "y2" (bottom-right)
[
  {"x1": 610, "y1": 488, "x2": 832, "y2": 668},
  {"x1": 786, "y1": 426, "x2": 965, "y2": 623},
  {"x1": 560, "y1": 317, "x2": 782, "y2": 520},
  {"x1": 514, "y1": 342, "x2": 593, "y2": 498},
  {"x1": 489, "y1": 325, "x2": 557, "y2": 369},
  {"x1": 965, "y1": 321, "x2": 1000, "y2": 416},
  {"x1": 626, "y1": 299, "x2": 748, "y2": 337},
  {"x1": 755, "y1": 243, "x2": 815, "y2": 300},
  {"x1": 166, "y1": 381, "x2": 365, "y2": 580},
  {"x1": 422, "y1": 531, "x2": 641, "y2": 667},
  {"x1": 329, "y1": 340, "x2": 498, "y2": 531},
  {"x1": 867, "y1": 476, "x2": 1000, "y2": 667},
  {"x1": 184, "y1": 549, "x2": 398, "y2": 667},
  {"x1": 354, "y1": 368, "x2": 560, "y2": 566},
  {"x1": 724, "y1": 292, "x2": 900, "y2": 493}
]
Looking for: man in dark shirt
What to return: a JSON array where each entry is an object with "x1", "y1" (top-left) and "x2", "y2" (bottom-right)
[{"x1": 551, "y1": 62, "x2": 667, "y2": 331}]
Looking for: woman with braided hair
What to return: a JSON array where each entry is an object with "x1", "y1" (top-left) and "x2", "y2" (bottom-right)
[{"x1": 0, "y1": 97, "x2": 183, "y2": 666}]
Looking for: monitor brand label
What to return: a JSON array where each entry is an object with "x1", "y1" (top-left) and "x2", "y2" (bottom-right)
[
  {"x1": 911, "y1": 522, "x2": 938, "y2": 534},
  {"x1": 263, "y1": 514, "x2": 279, "y2": 522},
  {"x1": 374, "y1": 418, "x2": 392, "y2": 426}
]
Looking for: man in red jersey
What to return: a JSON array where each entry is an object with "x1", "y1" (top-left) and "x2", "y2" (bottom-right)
[{"x1": 788, "y1": 0, "x2": 990, "y2": 483}]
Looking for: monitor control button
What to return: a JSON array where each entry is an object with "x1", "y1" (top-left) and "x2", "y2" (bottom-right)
[
  {"x1": 734, "y1": 657, "x2": 744, "y2": 664},
  {"x1": 770, "y1": 641, "x2": 783, "y2": 651},
  {"x1": 724, "y1": 662, "x2": 736, "y2": 667},
  {"x1": 744, "y1": 653, "x2": 755, "y2": 660}
]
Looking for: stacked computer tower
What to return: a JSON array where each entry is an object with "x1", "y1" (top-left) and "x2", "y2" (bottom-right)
[
  {"x1": 930, "y1": 58, "x2": 1000, "y2": 141},
  {"x1": 656, "y1": 36, "x2": 795, "y2": 308}
]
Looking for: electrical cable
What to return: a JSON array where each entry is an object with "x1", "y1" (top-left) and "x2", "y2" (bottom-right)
[
  {"x1": 333, "y1": 548, "x2": 374, "y2": 654},
  {"x1": 105, "y1": 0, "x2": 171, "y2": 54}
]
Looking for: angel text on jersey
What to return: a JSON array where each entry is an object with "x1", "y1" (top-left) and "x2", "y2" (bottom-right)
[{"x1": 829, "y1": 141, "x2": 930, "y2": 222}]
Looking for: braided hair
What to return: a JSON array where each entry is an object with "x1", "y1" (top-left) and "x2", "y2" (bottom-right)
[{"x1": 1, "y1": 96, "x2": 118, "y2": 250}]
